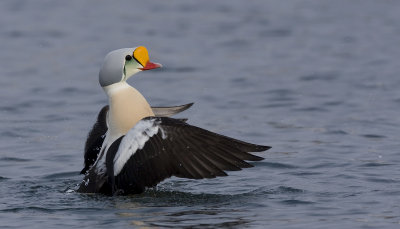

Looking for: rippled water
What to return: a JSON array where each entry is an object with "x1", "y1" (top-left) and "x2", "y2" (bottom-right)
[{"x1": 1, "y1": 0, "x2": 400, "y2": 228}]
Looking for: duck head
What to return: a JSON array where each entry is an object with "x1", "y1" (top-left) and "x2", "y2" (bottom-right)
[{"x1": 99, "y1": 46, "x2": 162, "y2": 87}]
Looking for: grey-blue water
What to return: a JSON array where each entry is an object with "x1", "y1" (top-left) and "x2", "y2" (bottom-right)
[{"x1": 1, "y1": 0, "x2": 399, "y2": 228}]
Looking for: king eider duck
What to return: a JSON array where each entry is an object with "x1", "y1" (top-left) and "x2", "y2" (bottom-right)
[{"x1": 77, "y1": 46, "x2": 271, "y2": 195}]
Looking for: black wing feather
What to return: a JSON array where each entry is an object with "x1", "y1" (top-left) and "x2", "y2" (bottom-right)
[
  {"x1": 80, "y1": 104, "x2": 192, "y2": 174},
  {"x1": 113, "y1": 117, "x2": 270, "y2": 194},
  {"x1": 81, "y1": 105, "x2": 109, "y2": 174}
]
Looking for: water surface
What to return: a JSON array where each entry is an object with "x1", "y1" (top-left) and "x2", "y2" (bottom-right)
[{"x1": 1, "y1": 1, "x2": 400, "y2": 228}]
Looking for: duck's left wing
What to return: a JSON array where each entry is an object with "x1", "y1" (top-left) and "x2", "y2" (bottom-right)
[
  {"x1": 108, "y1": 117, "x2": 270, "y2": 194},
  {"x1": 151, "y1": 103, "x2": 193, "y2": 117},
  {"x1": 81, "y1": 105, "x2": 109, "y2": 174}
]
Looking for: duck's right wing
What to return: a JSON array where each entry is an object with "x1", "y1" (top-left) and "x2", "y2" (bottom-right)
[{"x1": 109, "y1": 117, "x2": 270, "y2": 195}]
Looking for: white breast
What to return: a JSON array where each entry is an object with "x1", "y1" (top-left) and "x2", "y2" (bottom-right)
[{"x1": 103, "y1": 82, "x2": 155, "y2": 138}]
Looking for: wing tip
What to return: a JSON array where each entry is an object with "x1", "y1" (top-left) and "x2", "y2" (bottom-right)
[
  {"x1": 179, "y1": 102, "x2": 194, "y2": 112},
  {"x1": 253, "y1": 145, "x2": 271, "y2": 152},
  {"x1": 250, "y1": 155, "x2": 264, "y2": 161},
  {"x1": 176, "y1": 102, "x2": 194, "y2": 111},
  {"x1": 246, "y1": 145, "x2": 270, "y2": 161}
]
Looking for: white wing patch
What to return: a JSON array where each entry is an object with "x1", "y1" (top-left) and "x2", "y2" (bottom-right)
[{"x1": 113, "y1": 119, "x2": 161, "y2": 176}]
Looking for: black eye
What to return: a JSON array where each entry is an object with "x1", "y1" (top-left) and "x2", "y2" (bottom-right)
[{"x1": 125, "y1": 55, "x2": 132, "y2": 61}]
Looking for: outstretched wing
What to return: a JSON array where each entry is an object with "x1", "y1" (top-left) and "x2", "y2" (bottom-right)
[
  {"x1": 81, "y1": 103, "x2": 194, "y2": 174},
  {"x1": 109, "y1": 117, "x2": 270, "y2": 194}
]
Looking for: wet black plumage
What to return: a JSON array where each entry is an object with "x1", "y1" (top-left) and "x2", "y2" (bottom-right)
[
  {"x1": 78, "y1": 116, "x2": 270, "y2": 195},
  {"x1": 81, "y1": 105, "x2": 109, "y2": 174}
]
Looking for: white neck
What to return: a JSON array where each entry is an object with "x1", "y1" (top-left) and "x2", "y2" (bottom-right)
[
  {"x1": 103, "y1": 81, "x2": 131, "y2": 97},
  {"x1": 102, "y1": 81, "x2": 155, "y2": 140}
]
